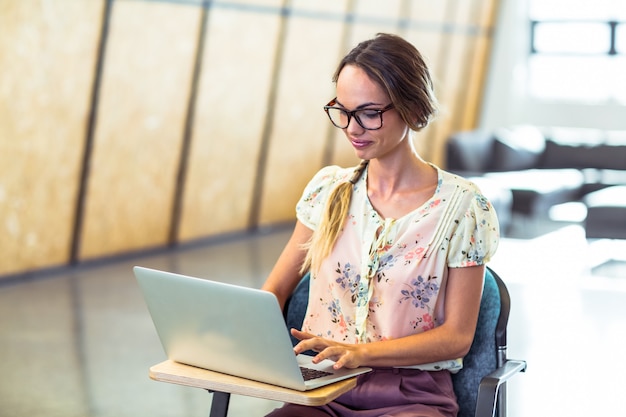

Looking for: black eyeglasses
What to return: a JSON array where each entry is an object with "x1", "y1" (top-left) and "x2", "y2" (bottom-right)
[{"x1": 323, "y1": 98, "x2": 394, "y2": 130}]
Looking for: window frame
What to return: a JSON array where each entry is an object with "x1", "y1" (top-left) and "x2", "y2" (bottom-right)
[
  {"x1": 528, "y1": 18, "x2": 626, "y2": 103},
  {"x1": 529, "y1": 19, "x2": 622, "y2": 56}
]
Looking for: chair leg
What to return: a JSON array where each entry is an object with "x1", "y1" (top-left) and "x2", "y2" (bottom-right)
[
  {"x1": 208, "y1": 390, "x2": 231, "y2": 417},
  {"x1": 496, "y1": 383, "x2": 506, "y2": 417}
]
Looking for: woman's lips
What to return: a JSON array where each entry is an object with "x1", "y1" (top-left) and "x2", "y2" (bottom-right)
[{"x1": 351, "y1": 139, "x2": 372, "y2": 149}]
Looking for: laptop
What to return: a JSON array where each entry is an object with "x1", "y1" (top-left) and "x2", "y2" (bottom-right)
[{"x1": 133, "y1": 266, "x2": 371, "y2": 391}]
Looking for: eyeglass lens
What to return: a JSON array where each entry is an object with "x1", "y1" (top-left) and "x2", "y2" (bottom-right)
[{"x1": 326, "y1": 108, "x2": 384, "y2": 130}]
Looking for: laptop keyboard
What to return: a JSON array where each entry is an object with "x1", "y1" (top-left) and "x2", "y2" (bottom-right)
[{"x1": 300, "y1": 366, "x2": 333, "y2": 381}]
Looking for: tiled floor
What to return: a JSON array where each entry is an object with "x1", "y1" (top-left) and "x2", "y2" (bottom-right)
[{"x1": 1, "y1": 220, "x2": 625, "y2": 417}]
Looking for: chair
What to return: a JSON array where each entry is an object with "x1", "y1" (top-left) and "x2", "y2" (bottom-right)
[
  {"x1": 283, "y1": 267, "x2": 526, "y2": 417},
  {"x1": 150, "y1": 266, "x2": 525, "y2": 417},
  {"x1": 452, "y1": 267, "x2": 527, "y2": 417}
]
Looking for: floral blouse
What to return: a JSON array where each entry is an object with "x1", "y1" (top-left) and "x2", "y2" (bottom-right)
[{"x1": 295, "y1": 164, "x2": 500, "y2": 371}]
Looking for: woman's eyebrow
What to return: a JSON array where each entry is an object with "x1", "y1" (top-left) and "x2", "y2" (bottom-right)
[{"x1": 335, "y1": 99, "x2": 385, "y2": 110}]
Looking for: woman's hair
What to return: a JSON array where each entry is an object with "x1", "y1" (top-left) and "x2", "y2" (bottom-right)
[
  {"x1": 301, "y1": 34, "x2": 438, "y2": 274},
  {"x1": 301, "y1": 160, "x2": 368, "y2": 274}
]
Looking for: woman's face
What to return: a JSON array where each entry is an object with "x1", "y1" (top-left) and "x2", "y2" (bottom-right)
[{"x1": 335, "y1": 64, "x2": 409, "y2": 161}]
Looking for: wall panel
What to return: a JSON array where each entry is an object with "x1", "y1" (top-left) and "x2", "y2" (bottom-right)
[
  {"x1": 459, "y1": 0, "x2": 499, "y2": 130},
  {"x1": 430, "y1": 33, "x2": 471, "y2": 165},
  {"x1": 230, "y1": 0, "x2": 283, "y2": 6},
  {"x1": 353, "y1": 0, "x2": 403, "y2": 18},
  {"x1": 411, "y1": 0, "x2": 493, "y2": 166},
  {"x1": 347, "y1": 1, "x2": 403, "y2": 51},
  {"x1": 258, "y1": 1, "x2": 349, "y2": 225},
  {"x1": 0, "y1": 1, "x2": 103, "y2": 275},
  {"x1": 404, "y1": 1, "x2": 447, "y2": 74},
  {"x1": 79, "y1": 1, "x2": 201, "y2": 260},
  {"x1": 0, "y1": 0, "x2": 500, "y2": 278},
  {"x1": 178, "y1": 6, "x2": 282, "y2": 240},
  {"x1": 404, "y1": 9, "x2": 446, "y2": 161}
]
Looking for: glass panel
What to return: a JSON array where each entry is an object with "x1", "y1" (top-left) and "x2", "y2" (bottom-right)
[
  {"x1": 534, "y1": 22, "x2": 611, "y2": 54},
  {"x1": 528, "y1": 55, "x2": 612, "y2": 102},
  {"x1": 528, "y1": 0, "x2": 625, "y2": 103},
  {"x1": 613, "y1": 1, "x2": 626, "y2": 19},
  {"x1": 613, "y1": 56, "x2": 626, "y2": 104},
  {"x1": 616, "y1": 23, "x2": 626, "y2": 54},
  {"x1": 529, "y1": 0, "x2": 613, "y2": 20}
]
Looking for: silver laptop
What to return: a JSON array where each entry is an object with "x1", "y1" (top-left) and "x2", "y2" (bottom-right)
[{"x1": 134, "y1": 266, "x2": 371, "y2": 391}]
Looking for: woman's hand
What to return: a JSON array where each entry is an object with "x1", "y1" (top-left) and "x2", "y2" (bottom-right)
[{"x1": 291, "y1": 329, "x2": 365, "y2": 370}]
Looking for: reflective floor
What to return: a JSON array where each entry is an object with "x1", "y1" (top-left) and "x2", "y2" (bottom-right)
[{"x1": 1, "y1": 219, "x2": 625, "y2": 417}]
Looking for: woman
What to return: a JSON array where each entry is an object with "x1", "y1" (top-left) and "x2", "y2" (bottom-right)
[{"x1": 262, "y1": 33, "x2": 499, "y2": 417}]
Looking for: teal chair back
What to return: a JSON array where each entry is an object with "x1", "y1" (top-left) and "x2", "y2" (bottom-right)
[{"x1": 451, "y1": 267, "x2": 502, "y2": 417}]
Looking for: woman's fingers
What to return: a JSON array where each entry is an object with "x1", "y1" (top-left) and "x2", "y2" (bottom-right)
[
  {"x1": 289, "y1": 329, "x2": 362, "y2": 369},
  {"x1": 290, "y1": 328, "x2": 314, "y2": 341}
]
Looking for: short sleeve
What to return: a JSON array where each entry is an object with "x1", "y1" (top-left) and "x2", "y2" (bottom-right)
[
  {"x1": 447, "y1": 191, "x2": 500, "y2": 268},
  {"x1": 295, "y1": 165, "x2": 348, "y2": 230}
]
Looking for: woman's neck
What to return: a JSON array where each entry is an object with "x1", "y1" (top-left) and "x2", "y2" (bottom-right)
[{"x1": 366, "y1": 148, "x2": 434, "y2": 196}]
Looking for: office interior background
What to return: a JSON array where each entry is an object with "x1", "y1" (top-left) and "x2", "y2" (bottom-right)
[{"x1": 1, "y1": 0, "x2": 625, "y2": 416}]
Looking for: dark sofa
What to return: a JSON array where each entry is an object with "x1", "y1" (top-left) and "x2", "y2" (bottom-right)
[{"x1": 446, "y1": 125, "x2": 626, "y2": 238}]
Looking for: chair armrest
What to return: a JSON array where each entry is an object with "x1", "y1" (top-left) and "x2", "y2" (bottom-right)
[{"x1": 474, "y1": 360, "x2": 527, "y2": 417}]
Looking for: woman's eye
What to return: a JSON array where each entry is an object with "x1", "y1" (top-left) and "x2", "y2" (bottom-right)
[{"x1": 360, "y1": 110, "x2": 379, "y2": 119}]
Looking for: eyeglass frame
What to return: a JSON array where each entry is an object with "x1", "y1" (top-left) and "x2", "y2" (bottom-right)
[{"x1": 323, "y1": 98, "x2": 395, "y2": 130}]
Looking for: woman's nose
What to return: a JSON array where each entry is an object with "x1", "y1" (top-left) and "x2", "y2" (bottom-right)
[{"x1": 345, "y1": 115, "x2": 365, "y2": 134}]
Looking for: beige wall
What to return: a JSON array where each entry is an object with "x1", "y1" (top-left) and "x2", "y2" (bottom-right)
[
  {"x1": 0, "y1": 0, "x2": 499, "y2": 279},
  {"x1": 0, "y1": 1, "x2": 103, "y2": 275}
]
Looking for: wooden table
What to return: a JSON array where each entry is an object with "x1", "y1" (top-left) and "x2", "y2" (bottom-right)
[{"x1": 149, "y1": 360, "x2": 358, "y2": 417}]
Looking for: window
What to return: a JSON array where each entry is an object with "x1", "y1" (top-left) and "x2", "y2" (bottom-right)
[{"x1": 528, "y1": 0, "x2": 626, "y2": 104}]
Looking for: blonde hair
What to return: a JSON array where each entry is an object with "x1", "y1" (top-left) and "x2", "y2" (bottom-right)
[
  {"x1": 301, "y1": 34, "x2": 438, "y2": 274},
  {"x1": 301, "y1": 160, "x2": 368, "y2": 275}
]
